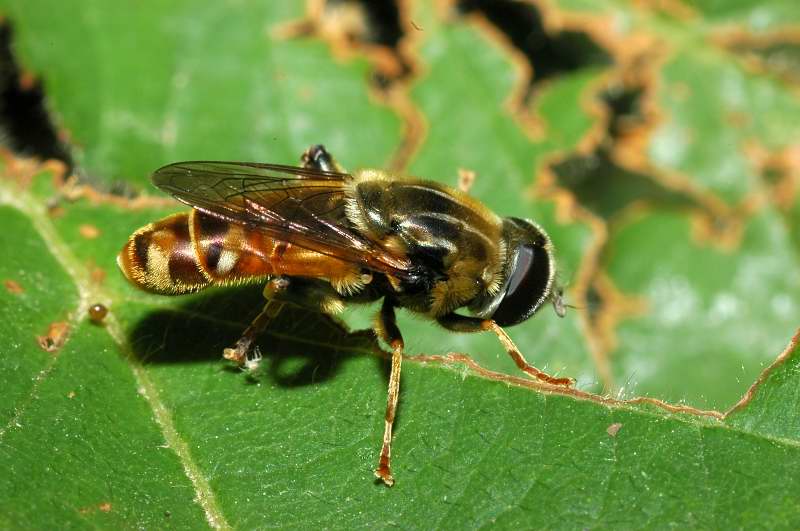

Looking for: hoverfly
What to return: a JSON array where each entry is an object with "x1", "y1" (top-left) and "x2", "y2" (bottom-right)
[{"x1": 118, "y1": 145, "x2": 572, "y2": 486}]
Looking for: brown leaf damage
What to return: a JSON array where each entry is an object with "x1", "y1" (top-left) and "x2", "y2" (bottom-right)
[
  {"x1": 406, "y1": 351, "x2": 725, "y2": 419},
  {"x1": 0, "y1": 148, "x2": 67, "y2": 189},
  {"x1": 724, "y1": 328, "x2": 800, "y2": 417},
  {"x1": 78, "y1": 224, "x2": 101, "y2": 239},
  {"x1": 4, "y1": 278, "x2": 24, "y2": 294},
  {"x1": 276, "y1": 0, "x2": 415, "y2": 86},
  {"x1": 36, "y1": 320, "x2": 70, "y2": 353},
  {"x1": 406, "y1": 325, "x2": 800, "y2": 425},
  {"x1": 458, "y1": 0, "x2": 796, "y2": 402},
  {"x1": 276, "y1": 0, "x2": 425, "y2": 172},
  {"x1": 713, "y1": 26, "x2": 800, "y2": 86},
  {"x1": 743, "y1": 141, "x2": 800, "y2": 212}
]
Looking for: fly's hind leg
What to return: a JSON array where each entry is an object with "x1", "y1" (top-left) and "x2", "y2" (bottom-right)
[
  {"x1": 223, "y1": 277, "x2": 291, "y2": 366},
  {"x1": 436, "y1": 313, "x2": 574, "y2": 387},
  {"x1": 301, "y1": 144, "x2": 346, "y2": 173},
  {"x1": 223, "y1": 277, "x2": 346, "y2": 367},
  {"x1": 373, "y1": 298, "x2": 404, "y2": 487}
]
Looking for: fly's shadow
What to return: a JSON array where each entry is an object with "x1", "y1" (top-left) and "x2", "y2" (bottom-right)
[{"x1": 128, "y1": 285, "x2": 382, "y2": 387}]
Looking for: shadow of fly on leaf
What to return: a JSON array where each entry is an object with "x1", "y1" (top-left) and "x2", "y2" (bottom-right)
[
  {"x1": 118, "y1": 144, "x2": 572, "y2": 486},
  {"x1": 129, "y1": 285, "x2": 378, "y2": 387}
]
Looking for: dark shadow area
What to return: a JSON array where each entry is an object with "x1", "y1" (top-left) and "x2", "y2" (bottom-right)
[
  {"x1": 584, "y1": 282, "x2": 603, "y2": 327},
  {"x1": 550, "y1": 150, "x2": 701, "y2": 222},
  {"x1": 337, "y1": 0, "x2": 404, "y2": 49},
  {"x1": 0, "y1": 21, "x2": 72, "y2": 167},
  {"x1": 600, "y1": 84, "x2": 647, "y2": 143},
  {"x1": 456, "y1": 0, "x2": 611, "y2": 95},
  {"x1": 128, "y1": 285, "x2": 384, "y2": 388}
]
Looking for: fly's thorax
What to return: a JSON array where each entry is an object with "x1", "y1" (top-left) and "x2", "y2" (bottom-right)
[
  {"x1": 345, "y1": 171, "x2": 507, "y2": 317},
  {"x1": 344, "y1": 169, "x2": 398, "y2": 239},
  {"x1": 345, "y1": 170, "x2": 503, "y2": 243}
]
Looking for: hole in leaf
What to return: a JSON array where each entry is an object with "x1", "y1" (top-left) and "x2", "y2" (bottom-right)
[
  {"x1": 455, "y1": 0, "x2": 611, "y2": 93},
  {"x1": 0, "y1": 21, "x2": 71, "y2": 168}
]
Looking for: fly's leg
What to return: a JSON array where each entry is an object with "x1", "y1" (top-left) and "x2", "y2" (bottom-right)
[
  {"x1": 223, "y1": 277, "x2": 346, "y2": 367},
  {"x1": 301, "y1": 144, "x2": 346, "y2": 173},
  {"x1": 436, "y1": 313, "x2": 574, "y2": 387},
  {"x1": 373, "y1": 298, "x2": 404, "y2": 487},
  {"x1": 488, "y1": 321, "x2": 574, "y2": 386},
  {"x1": 223, "y1": 277, "x2": 290, "y2": 366}
]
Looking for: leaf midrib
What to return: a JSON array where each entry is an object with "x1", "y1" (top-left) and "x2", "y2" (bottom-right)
[{"x1": 0, "y1": 179, "x2": 230, "y2": 530}]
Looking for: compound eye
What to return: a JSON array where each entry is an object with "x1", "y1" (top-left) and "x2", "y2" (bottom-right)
[{"x1": 492, "y1": 244, "x2": 552, "y2": 327}]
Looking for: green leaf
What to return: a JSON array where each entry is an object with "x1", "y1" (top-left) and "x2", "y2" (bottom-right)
[{"x1": 1, "y1": 0, "x2": 800, "y2": 528}]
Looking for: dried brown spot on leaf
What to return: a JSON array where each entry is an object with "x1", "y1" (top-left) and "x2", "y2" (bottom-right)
[
  {"x1": 0, "y1": 151, "x2": 171, "y2": 219},
  {"x1": 714, "y1": 27, "x2": 800, "y2": 86},
  {"x1": 89, "y1": 264, "x2": 107, "y2": 285},
  {"x1": 58, "y1": 175, "x2": 176, "y2": 210},
  {"x1": 743, "y1": 141, "x2": 800, "y2": 211},
  {"x1": 4, "y1": 278, "x2": 23, "y2": 294},
  {"x1": 78, "y1": 502, "x2": 113, "y2": 515},
  {"x1": 598, "y1": 44, "x2": 666, "y2": 166},
  {"x1": 631, "y1": 0, "x2": 696, "y2": 20},
  {"x1": 36, "y1": 320, "x2": 70, "y2": 353},
  {"x1": 606, "y1": 422, "x2": 623, "y2": 437},
  {"x1": 78, "y1": 224, "x2": 100, "y2": 239},
  {"x1": 0, "y1": 148, "x2": 67, "y2": 189}
]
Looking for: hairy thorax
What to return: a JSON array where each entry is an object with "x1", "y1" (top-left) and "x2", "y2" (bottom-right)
[{"x1": 344, "y1": 169, "x2": 505, "y2": 317}]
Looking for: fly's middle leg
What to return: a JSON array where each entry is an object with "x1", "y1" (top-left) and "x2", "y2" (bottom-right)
[
  {"x1": 223, "y1": 276, "x2": 346, "y2": 367},
  {"x1": 373, "y1": 298, "x2": 404, "y2": 487}
]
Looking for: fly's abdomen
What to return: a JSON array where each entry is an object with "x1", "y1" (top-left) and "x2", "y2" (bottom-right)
[
  {"x1": 118, "y1": 210, "x2": 361, "y2": 294},
  {"x1": 117, "y1": 212, "x2": 212, "y2": 294},
  {"x1": 189, "y1": 209, "x2": 279, "y2": 284}
]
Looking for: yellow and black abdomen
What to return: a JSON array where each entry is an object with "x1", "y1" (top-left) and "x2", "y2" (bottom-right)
[
  {"x1": 118, "y1": 209, "x2": 360, "y2": 294},
  {"x1": 118, "y1": 211, "x2": 211, "y2": 294}
]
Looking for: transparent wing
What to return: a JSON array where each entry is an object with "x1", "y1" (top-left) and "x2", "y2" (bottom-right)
[{"x1": 152, "y1": 161, "x2": 412, "y2": 276}]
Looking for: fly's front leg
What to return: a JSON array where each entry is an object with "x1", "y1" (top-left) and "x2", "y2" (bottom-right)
[
  {"x1": 436, "y1": 313, "x2": 574, "y2": 387},
  {"x1": 301, "y1": 144, "x2": 346, "y2": 173},
  {"x1": 373, "y1": 298, "x2": 404, "y2": 487},
  {"x1": 223, "y1": 277, "x2": 346, "y2": 367}
]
